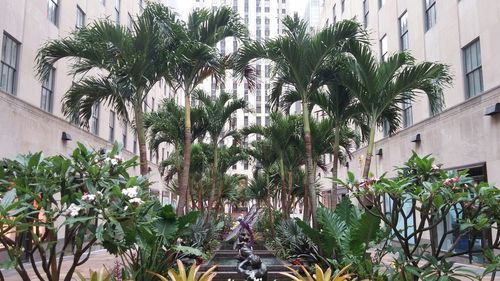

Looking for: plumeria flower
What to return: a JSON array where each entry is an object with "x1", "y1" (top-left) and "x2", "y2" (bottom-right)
[
  {"x1": 129, "y1": 197, "x2": 144, "y2": 205},
  {"x1": 122, "y1": 186, "x2": 139, "y2": 198},
  {"x1": 65, "y1": 203, "x2": 82, "y2": 217},
  {"x1": 96, "y1": 191, "x2": 103, "y2": 198},
  {"x1": 82, "y1": 192, "x2": 96, "y2": 203}
]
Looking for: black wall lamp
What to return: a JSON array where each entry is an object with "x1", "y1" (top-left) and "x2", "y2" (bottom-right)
[
  {"x1": 375, "y1": 148, "x2": 383, "y2": 156},
  {"x1": 485, "y1": 103, "x2": 500, "y2": 116},
  {"x1": 411, "y1": 133, "x2": 421, "y2": 143},
  {"x1": 61, "y1": 132, "x2": 72, "y2": 141}
]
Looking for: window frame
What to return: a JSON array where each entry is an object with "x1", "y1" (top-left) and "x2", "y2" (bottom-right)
[
  {"x1": 399, "y1": 11, "x2": 409, "y2": 51},
  {"x1": 90, "y1": 103, "x2": 100, "y2": 135},
  {"x1": 401, "y1": 98, "x2": 413, "y2": 128},
  {"x1": 0, "y1": 33, "x2": 20, "y2": 95},
  {"x1": 424, "y1": 0, "x2": 437, "y2": 31},
  {"x1": 47, "y1": 0, "x2": 59, "y2": 26},
  {"x1": 463, "y1": 39, "x2": 483, "y2": 99},
  {"x1": 109, "y1": 110, "x2": 116, "y2": 142},
  {"x1": 76, "y1": 5, "x2": 86, "y2": 28},
  {"x1": 380, "y1": 34, "x2": 388, "y2": 62},
  {"x1": 40, "y1": 66, "x2": 55, "y2": 113}
]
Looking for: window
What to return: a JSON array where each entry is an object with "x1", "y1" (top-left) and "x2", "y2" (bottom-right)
[
  {"x1": 232, "y1": 164, "x2": 237, "y2": 170},
  {"x1": 425, "y1": 0, "x2": 436, "y2": 31},
  {"x1": 143, "y1": 98, "x2": 148, "y2": 112},
  {"x1": 244, "y1": 161, "x2": 249, "y2": 170},
  {"x1": 0, "y1": 34, "x2": 20, "y2": 95},
  {"x1": 40, "y1": 67, "x2": 55, "y2": 112},
  {"x1": 363, "y1": 0, "x2": 369, "y2": 28},
  {"x1": 100, "y1": 0, "x2": 105, "y2": 5},
  {"x1": 265, "y1": 6, "x2": 270, "y2": 13},
  {"x1": 127, "y1": 13, "x2": 133, "y2": 32},
  {"x1": 48, "y1": 0, "x2": 58, "y2": 25},
  {"x1": 122, "y1": 121, "x2": 128, "y2": 149},
  {"x1": 76, "y1": 6, "x2": 85, "y2": 28},
  {"x1": 133, "y1": 136, "x2": 137, "y2": 154},
  {"x1": 244, "y1": 116, "x2": 248, "y2": 127},
  {"x1": 162, "y1": 148, "x2": 165, "y2": 161},
  {"x1": 332, "y1": 4, "x2": 337, "y2": 25},
  {"x1": 233, "y1": 0, "x2": 238, "y2": 11},
  {"x1": 233, "y1": 39, "x2": 238, "y2": 51},
  {"x1": 399, "y1": 11, "x2": 409, "y2": 51},
  {"x1": 220, "y1": 40, "x2": 225, "y2": 55},
  {"x1": 139, "y1": 0, "x2": 144, "y2": 12},
  {"x1": 341, "y1": 0, "x2": 345, "y2": 13},
  {"x1": 380, "y1": 35, "x2": 388, "y2": 62},
  {"x1": 90, "y1": 103, "x2": 100, "y2": 135},
  {"x1": 382, "y1": 119, "x2": 390, "y2": 137},
  {"x1": 151, "y1": 97, "x2": 155, "y2": 112},
  {"x1": 401, "y1": 99, "x2": 413, "y2": 128},
  {"x1": 109, "y1": 111, "x2": 115, "y2": 142},
  {"x1": 265, "y1": 65, "x2": 270, "y2": 78},
  {"x1": 378, "y1": 0, "x2": 385, "y2": 9},
  {"x1": 244, "y1": 0, "x2": 249, "y2": 13},
  {"x1": 256, "y1": 64, "x2": 261, "y2": 76},
  {"x1": 256, "y1": 116, "x2": 261, "y2": 125},
  {"x1": 114, "y1": 0, "x2": 121, "y2": 24},
  {"x1": 282, "y1": 8, "x2": 286, "y2": 14},
  {"x1": 463, "y1": 39, "x2": 483, "y2": 98},
  {"x1": 265, "y1": 116, "x2": 269, "y2": 126}
]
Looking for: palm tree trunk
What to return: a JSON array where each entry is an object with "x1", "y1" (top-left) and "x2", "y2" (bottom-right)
[
  {"x1": 362, "y1": 124, "x2": 376, "y2": 179},
  {"x1": 287, "y1": 171, "x2": 293, "y2": 214},
  {"x1": 302, "y1": 101, "x2": 318, "y2": 227},
  {"x1": 135, "y1": 106, "x2": 149, "y2": 175},
  {"x1": 279, "y1": 156, "x2": 288, "y2": 218},
  {"x1": 331, "y1": 125, "x2": 341, "y2": 209},
  {"x1": 178, "y1": 90, "x2": 192, "y2": 216},
  {"x1": 208, "y1": 144, "x2": 219, "y2": 211}
]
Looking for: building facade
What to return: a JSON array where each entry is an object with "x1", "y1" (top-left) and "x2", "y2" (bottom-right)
[
  {"x1": 314, "y1": 1, "x2": 500, "y2": 204},
  {"x1": 193, "y1": 0, "x2": 290, "y2": 178},
  {"x1": 0, "y1": 0, "x2": 181, "y2": 205}
]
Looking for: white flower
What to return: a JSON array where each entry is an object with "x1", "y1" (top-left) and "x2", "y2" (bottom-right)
[
  {"x1": 96, "y1": 191, "x2": 103, "y2": 198},
  {"x1": 122, "y1": 186, "x2": 139, "y2": 198},
  {"x1": 82, "y1": 193, "x2": 96, "y2": 202},
  {"x1": 110, "y1": 158, "x2": 119, "y2": 166},
  {"x1": 66, "y1": 203, "x2": 82, "y2": 217},
  {"x1": 129, "y1": 197, "x2": 144, "y2": 205}
]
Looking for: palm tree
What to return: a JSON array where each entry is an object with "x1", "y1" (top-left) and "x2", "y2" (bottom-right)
[
  {"x1": 342, "y1": 42, "x2": 452, "y2": 178},
  {"x1": 194, "y1": 90, "x2": 246, "y2": 212},
  {"x1": 166, "y1": 7, "x2": 249, "y2": 215},
  {"x1": 36, "y1": 4, "x2": 178, "y2": 175},
  {"x1": 144, "y1": 99, "x2": 207, "y2": 184},
  {"x1": 236, "y1": 17, "x2": 365, "y2": 225},
  {"x1": 242, "y1": 112, "x2": 302, "y2": 218}
]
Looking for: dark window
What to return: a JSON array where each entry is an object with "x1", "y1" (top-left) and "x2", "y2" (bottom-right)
[
  {"x1": 341, "y1": 0, "x2": 345, "y2": 13},
  {"x1": 256, "y1": 64, "x2": 261, "y2": 76},
  {"x1": 333, "y1": 4, "x2": 337, "y2": 25},
  {"x1": 380, "y1": 35, "x2": 388, "y2": 62},
  {"x1": 48, "y1": 0, "x2": 58, "y2": 25},
  {"x1": 40, "y1": 66, "x2": 55, "y2": 112},
  {"x1": 233, "y1": 0, "x2": 238, "y2": 11},
  {"x1": 244, "y1": 116, "x2": 248, "y2": 127},
  {"x1": 378, "y1": 0, "x2": 385, "y2": 9},
  {"x1": 115, "y1": 0, "x2": 121, "y2": 24},
  {"x1": 256, "y1": 116, "x2": 261, "y2": 125},
  {"x1": 401, "y1": 98, "x2": 413, "y2": 128},
  {"x1": 264, "y1": 6, "x2": 270, "y2": 13},
  {"x1": 133, "y1": 136, "x2": 137, "y2": 154},
  {"x1": 363, "y1": 0, "x2": 369, "y2": 28},
  {"x1": 139, "y1": 0, "x2": 144, "y2": 12},
  {"x1": 399, "y1": 11, "x2": 409, "y2": 51},
  {"x1": 265, "y1": 116, "x2": 269, "y2": 126},
  {"x1": 122, "y1": 121, "x2": 128, "y2": 149},
  {"x1": 0, "y1": 34, "x2": 20, "y2": 95},
  {"x1": 425, "y1": 0, "x2": 436, "y2": 31},
  {"x1": 463, "y1": 39, "x2": 483, "y2": 98},
  {"x1": 152, "y1": 97, "x2": 155, "y2": 111},
  {"x1": 90, "y1": 103, "x2": 100, "y2": 135},
  {"x1": 265, "y1": 64, "x2": 270, "y2": 77},
  {"x1": 109, "y1": 111, "x2": 115, "y2": 142},
  {"x1": 76, "y1": 6, "x2": 85, "y2": 28}
]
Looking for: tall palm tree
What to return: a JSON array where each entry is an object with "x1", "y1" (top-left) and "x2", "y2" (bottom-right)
[
  {"x1": 342, "y1": 42, "x2": 452, "y2": 178},
  {"x1": 194, "y1": 90, "x2": 246, "y2": 212},
  {"x1": 166, "y1": 7, "x2": 249, "y2": 215},
  {"x1": 236, "y1": 17, "x2": 365, "y2": 224},
  {"x1": 242, "y1": 112, "x2": 302, "y2": 218},
  {"x1": 36, "y1": 4, "x2": 178, "y2": 175}
]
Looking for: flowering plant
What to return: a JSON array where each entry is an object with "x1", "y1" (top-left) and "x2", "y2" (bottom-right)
[{"x1": 0, "y1": 143, "x2": 150, "y2": 281}]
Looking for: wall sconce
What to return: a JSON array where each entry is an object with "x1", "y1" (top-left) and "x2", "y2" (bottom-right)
[
  {"x1": 61, "y1": 132, "x2": 72, "y2": 141},
  {"x1": 375, "y1": 148, "x2": 383, "y2": 156},
  {"x1": 411, "y1": 133, "x2": 421, "y2": 143},
  {"x1": 485, "y1": 103, "x2": 500, "y2": 116}
]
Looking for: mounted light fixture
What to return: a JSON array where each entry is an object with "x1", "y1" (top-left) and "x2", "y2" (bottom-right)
[
  {"x1": 485, "y1": 103, "x2": 500, "y2": 116},
  {"x1": 375, "y1": 148, "x2": 383, "y2": 156},
  {"x1": 411, "y1": 133, "x2": 421, "y2": 143},
  {"x1": 61, "y1": 132, "x2": 72, "y2": 141}
]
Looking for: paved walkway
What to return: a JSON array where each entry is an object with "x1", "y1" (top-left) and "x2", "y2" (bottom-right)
[{"x1": 2, "y1": 250, "x2": 118, "y2": 281}]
